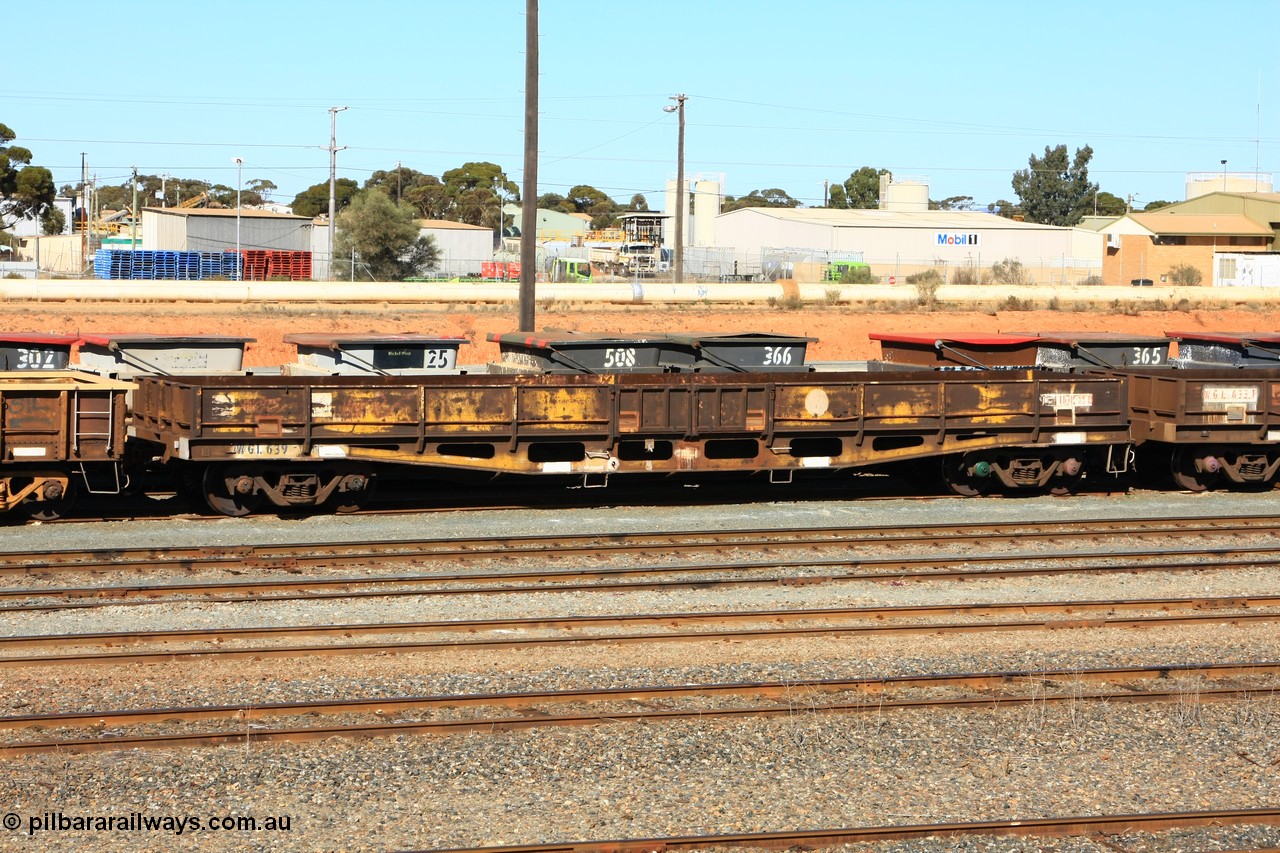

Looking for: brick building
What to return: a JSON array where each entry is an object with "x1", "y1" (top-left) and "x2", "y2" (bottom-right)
[{"x1": 1097, "y1": 210, "x2": 1273, "y2": 285}]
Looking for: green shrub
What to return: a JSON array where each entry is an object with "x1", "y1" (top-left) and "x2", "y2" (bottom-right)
[
  {"x1": 907, "y1": 269, "x2": 942, "y2": 309},
  {"x1": 1168, "y1": 264, "x2": 1203, "y2": 286},
  {"x1": 951, "y1": 266, "x2": 979, "y2": 285},
  {"x1": 839, "y1": 265, "x2": 877, "y2": 284},
  {"x1": 991, "y1": 258, "x2": 1027, "y2": 286}
]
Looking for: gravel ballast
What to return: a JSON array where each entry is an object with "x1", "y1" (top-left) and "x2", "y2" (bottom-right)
[{"x1": 3, "y1": 491, "x2": 1280, "y2": 852}]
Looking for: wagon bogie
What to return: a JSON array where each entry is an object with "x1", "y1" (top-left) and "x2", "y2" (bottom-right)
[
  {"x1": 1168, "y1": 445, "x2": 1280, "y2": 492},
  {"x1": 196, "y1": 461, "x2": 377, "y2": 516},
  {"x1": 941, "y1": 449, "x2": 1094, "y2": 497}
]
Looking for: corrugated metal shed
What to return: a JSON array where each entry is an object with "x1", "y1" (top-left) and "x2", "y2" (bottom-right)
[
  {"x1": 142, "y1": 208, "x2": 312, "y2": 253},
  {"x1": 418, "y1": 219, "x2": 494, "y2": 277}
]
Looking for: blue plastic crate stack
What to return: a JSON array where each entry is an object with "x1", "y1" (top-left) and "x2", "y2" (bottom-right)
[{"x1": 94, "y1": 250, "x2": 242, "y2": 280}]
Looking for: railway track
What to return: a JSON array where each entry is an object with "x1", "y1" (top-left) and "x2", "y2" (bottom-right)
[
  {"x1": 10, "y1": 507, "x2": 1280, "y2": 850},
  {"x1": 5, "y1": 544, "x2": 1280, "y2": 612},
  {"x1": 412, "y1": 809, "x2": 1280, "y2": 853},
  {"x1": 5, "y1": 597, "x2": 1279, "y2": 668},
  {"x1": 3, "y1": 513, "x2": 1279, "y2": 578},
  {"x1": 4, "y1": 661, "x2": 1277, "y2": 753}
]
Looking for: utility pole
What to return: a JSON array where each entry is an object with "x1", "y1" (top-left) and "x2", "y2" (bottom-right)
[
  {"x1": 328, "y1": 106, "x2": 348, "y2": 280},
  {"x1": 80, "y1": 153, "x2": 87, "y2": 273},
  {"x1": 664, "y1": 94, "x2": 687, "y2": 283},
  {"x1": 233, "y1": 157, "x2": 243, "y2": 280},
  {"x1": 130, "y1": 167, "x2": 139, "y2": 249},
  {"x1": 396, "y1": 160, "x2": 402, "y2": 202},
  {"x1": 518, "y1": 0, "x2": 538, "y2": 331}
]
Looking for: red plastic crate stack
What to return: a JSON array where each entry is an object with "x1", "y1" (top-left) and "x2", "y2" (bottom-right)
[
  {"x1": 226, "y1": 250, "x2": 313, "y2": 280},
  {"x1": 278, "y1": 251, "x2": 312, "y2": 280},
  {"x1": 239, "y1": 250, "x2": 271, "y2": 280}
]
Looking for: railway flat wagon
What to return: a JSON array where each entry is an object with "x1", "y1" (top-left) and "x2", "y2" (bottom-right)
[
  {"x1": 0, "y1": 371, "x2": 133, "y2": 519},
  {"x1": 128, "y1": 367, "x2": 1131, "y2": 515},
  {"x1": 1112, "y1": 367, "x2": 1280, "y2": 491}
]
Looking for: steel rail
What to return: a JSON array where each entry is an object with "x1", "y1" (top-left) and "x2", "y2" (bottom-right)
[
  {"x1": 1, "y1": 684, "x2": 1272, "y2": 755},
  {"x1": 3, "y1": 610, "x2": 1279, "y2": 669},
  {"x1": 3, "y1": 514, "x2": 1280, "y2": 577},
  {"x1": 3, "y1": 660, "x2": 1275, "y2": 732},
  {"x1": 405, "y1": 810, "x2": 1280, "y2": 853},
  {"x1": 4, "y1": 594, "x2": 1278, "y2": 652},
  {"x1": 5, "y1": 546, "x2": 1280, "y2": 612}
]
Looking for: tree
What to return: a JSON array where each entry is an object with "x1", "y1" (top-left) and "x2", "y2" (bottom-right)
[
  {"x1": 828, "y1": 167, "x2": 887, "y2": 209},
  {"x1": 335, "y1": 190, "x2": 440, "y2": 280},
  {"x1": 365, "y1": 165, "x2": 421, "y2": 202},
  {"x1": 627, "y1": 194, "x2": 649, "y2": 211},
  {"x1": 291, "y1": 178, "x2": 359, "y2": 218},
  {"x1": 987, "y1": 199, "x2": 1024, "y2": 219},
  {"x1": 41, "y1": 207, "x2": 65, "y2": 235},
  {"x1": 439, "y1": 161, "x2": 516, "y2": 226},
  {"x1": 1093, "y1": 191, "x2": 1127, "y2": 216},
  {"x1": 0, "y1": 123, "x2": 55, "y2": 229},
  {"x1": 536, "y1": 193, "x2": 571, "y2": 213},
  {"x1": 930, "y1": 195, "x2": 974, "y2": 211},
  {"x1": 244, "y1": 179, "x2": 277, "y2": 206},
  {"x1": 722, "y1": 188, "x2": 801, "y2": 212},
  {"x1": 1010, "y1": 144, "x2": 1098, "y2": 226},
  {"x1": 565, "y1": 184, "x2": 621, "y2": 229},
  {"x1": 402, "y1": 175, "x2": 450, "y2": 220},
  {"x1": 1142, "y1": 200, "x2": 1174, "y2": 211},
  {"x1": 441, "y1": 161, "x2": 508, "y2": 195}
]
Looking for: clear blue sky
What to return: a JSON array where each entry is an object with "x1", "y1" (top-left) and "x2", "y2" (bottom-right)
[{"x1": 5, "y1": 0, "x2": 1277, "y2": 212}]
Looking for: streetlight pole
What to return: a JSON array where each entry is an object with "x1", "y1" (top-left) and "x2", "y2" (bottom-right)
[
  {"x1": 232, "y1": 157, "x2": 243, "y2": 280},
  {"x1": 328, "y1": 106, "x2": 348, "y2": 280},
  {"x1": 1221, "y1": 159, "x2": 1228, "y2": 192},
  {"x1": 664, "y1": 94, "x2": 687, "y2": 283}
]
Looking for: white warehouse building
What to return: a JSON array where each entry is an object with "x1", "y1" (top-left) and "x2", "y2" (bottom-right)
[{"x1": 709, "y1": 207, "x2": 1105, "y2": 285}]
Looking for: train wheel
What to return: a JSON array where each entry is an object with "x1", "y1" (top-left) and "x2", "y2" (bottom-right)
[
  {"x1": 1049, "y1": 477, "x2": 1082, "y2": 497},
  {"x1": 330, "y1": 477, "x2": 376, "y2": 514},
  {"x1": 23, "y1": 478, "x2": 77, "y2": 521},
  {"x1": 942, "y1": 456, "x2": 991, "y2": 497},
  {"x1": 1048, "y1": 456, "x2": 1084, "y2": 497},
  {"x1": 203, "y1": 465, "x2": 264, "y2": 517},
  {"x1": 1171, "y1": 447, "x2": 1219, "y2": 493}
]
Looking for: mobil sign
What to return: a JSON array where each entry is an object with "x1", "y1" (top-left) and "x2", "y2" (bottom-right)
[{"x1": 936, "y1": 232, "x2": 980, "y2": 247}]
